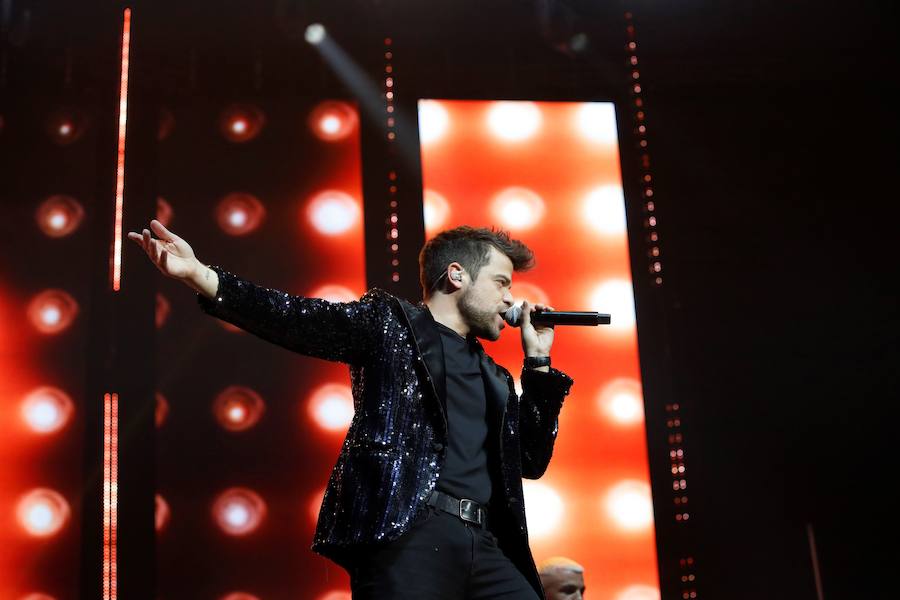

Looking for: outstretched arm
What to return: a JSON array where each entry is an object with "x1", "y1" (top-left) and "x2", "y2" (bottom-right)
[{"x1": 128, "y1": 220, "x2": 380, "y2": 364}]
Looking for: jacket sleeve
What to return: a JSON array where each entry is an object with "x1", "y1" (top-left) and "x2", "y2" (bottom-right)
[
  {"x1": 196, "y1": 265, "x2": 381, "y2": 365},
  {"x1": 518, "y1": 367, "x2": 574, "y2": 479}
]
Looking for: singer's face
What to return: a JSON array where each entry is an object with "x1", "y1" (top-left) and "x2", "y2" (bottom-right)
[{"x1": 458, "y1": 247, "x2": 514, "y2": 341}]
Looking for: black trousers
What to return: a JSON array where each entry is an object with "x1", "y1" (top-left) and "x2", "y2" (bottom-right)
[{"x1": 347, "y1": 505, "x2": 540, "y2": 600}]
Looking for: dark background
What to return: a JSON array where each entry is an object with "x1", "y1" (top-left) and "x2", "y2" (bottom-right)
[{"x1": 2, "y1": 0, "x2": 898, "y2": 597}]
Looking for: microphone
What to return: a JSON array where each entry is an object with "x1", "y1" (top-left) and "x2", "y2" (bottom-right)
[{"x1": 503, "y1": 305, "x2": 611, "y2": 327}]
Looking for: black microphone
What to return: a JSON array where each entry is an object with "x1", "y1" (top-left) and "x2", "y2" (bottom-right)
[{"x1": 503, "y1": 305, "x2": 611, "y2": 327}]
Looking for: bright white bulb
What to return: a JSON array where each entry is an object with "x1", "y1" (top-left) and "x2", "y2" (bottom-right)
[
  {"x1": 418, "y1": 100, "x2": 450, "y2": 145},
  {"x1": 305, "y1": 23, "x2": 327, "y2": 45},
  {"x1": 27, "y1": 504, "x2": 54, "y2": 532},
  {"x1": 307, "y1": 191, "x2": 360, "y2": 235},
  {"x1": 491, "y1": 187, "x2": 545, "y2": 230},
  {"x1": 577, "y1": 102, "x2": 618, "y2": 145},
  {"x1": 598, "y1": 379, "x2": 644, "y2": 426},
  {"x1": 228, "y1": 405, "x2": 246, "y2": 422},
  {"x1": 487, "y1": 101, "x2": 542, "y2": 142},
  {"x1": 21, "y1": 388, "x2": 72, "y2": 434},
  {"x1": 225, "y1": 504, "x2": 250, "y2": 526},
  {"x1": 583, "y1": 185, "x2": 627, "y2": 235},
  {"x1": 49, "y1": 211, "x2": 67, "y2": 229},
  {"x1": 589, "y1": 279, "x2": 636, "y2": 330},
  {"x1": 320, "y1": 115, "x2": 341, "y2": 134},
  {"x1": 423, "y1": 189, "x2": 450, "y2": 232},
  {"x1": 25, "y1": 401, "x2": 60, "y2": 432},
  {"x1": 605, "y1": 480, "x2": 654, "y2": 532},
  {"x1": 229, "y1": 210, "x2": 248, "y2": 227},
  {"x1": 231, "y1": 119, "x2": 247, "y2": 134},
  {"x1": 522, "y1": 481, "x2": 564, "y2": 538},
  {"x1": 41, "y1": 306, "x2": 61, "y2": 325},
  {"x1": 310, "y1": 384, "x2": 355, "y2": 431}
]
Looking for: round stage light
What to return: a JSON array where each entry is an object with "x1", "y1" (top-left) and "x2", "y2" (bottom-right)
[
  {"x1": 418, "y1": 100, "x2": 450, "y2": 145},
  {"x1": 308, "y1": 101, "x2": 358, "y2": 142},
  {"x1": 218, "y1": 104, "x2": 266, "y2": 143},
  {"x1": 588, "y1": 279, "x2": 636, "y2": 330},
  {"x1": 16, "y1": 488, "x2": 70, "y2": 538},
  {"x1": 155, "y1": 494, "x2": 170, "y2": 532},
  {"x1": 598, "y1": 378, "x2": 644, "y2": 426},
  {"x1": 491, "y1": 187, "x2": 545, "y2": 230},
  {"x1": 522, "y1": 481, "x2": 564, "y2": 539},
  {"x1": 576, "y1": 102, "x2": 618, "y2": 146},
  {"x1": 423, "y1": 189, "x2": 450, "y2": 234},
  {"x1": 582, "y1": 185, "x2": 627, "y2": 236},
  {"x1": 213, "y1": 386, "x2": 265, "y2": 432},
  {"x1": 605, "y1": 480, "x2": 654, "y2": 532},
  {"x1": 615, "y1": 584, "x2": 661, "y2": 600},
  {"x1": 308, "y1": 383, "x2": 354, "y2": 432},
  {"x1": 27, "y1": 289, "x2": 79, "y2": 335},
  {"x1": 213, "y1": 488, "x2": 266, "y2": 536},
  {"x1": 155, "y1": 392, "x2": 169, "y2": 428},
  {"x1": 305, "y1": 23, "x2": 327, "y2": 45},
  {"x1": 44, "y1": 108, "x2": 87, "y2": 145},
  {"x1": 36, "y1": 195, "x2": 84, "y2": 238},
  {"x1": 21, "y1": 387, "x2": 74, "y2": 434},
  {"x1": 308, "y1": 284, "x2": 359, "y2": 303},
  {"x1": 306, "y1": 190, "x2": 361, "y2": 236},
  {"x1": 486, "y1": 101, "x2": 542, "y2": 142},
  {"x1": 215, "y1": 192, "x2": 266, "y2": 236},
  {"x1": 156, "y1": 196, "x2": 174, "y2": 227}
]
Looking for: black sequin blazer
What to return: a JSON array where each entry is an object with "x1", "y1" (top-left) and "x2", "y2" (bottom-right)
[{"x1": 198, "y1": 266, "x2": 574, "y2": 597}]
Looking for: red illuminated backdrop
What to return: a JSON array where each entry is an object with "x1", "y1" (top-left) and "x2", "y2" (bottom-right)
[
  {"x1": 0, "y1": 101, "x2": 95, "y2": 598},
  {"x1": 154, "y1": 99, "x2": 364, "y2": 599},
  {"x1": 419, "y1": 99, "x2": 660, "y2": 600}
]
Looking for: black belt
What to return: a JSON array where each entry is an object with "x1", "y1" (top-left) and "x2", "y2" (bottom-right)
[{"x1": 427, "y1": 490, "x2": 488, "y2": 528}]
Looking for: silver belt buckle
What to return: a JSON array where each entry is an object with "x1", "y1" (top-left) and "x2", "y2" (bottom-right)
[{"x1": 459, "y1": 498, "x2": 481, "y2": 525}]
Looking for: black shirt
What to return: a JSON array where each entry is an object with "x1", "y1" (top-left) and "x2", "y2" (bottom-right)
[{"x1": 434, "y1": 321, "x2": 492, "y2": 505}]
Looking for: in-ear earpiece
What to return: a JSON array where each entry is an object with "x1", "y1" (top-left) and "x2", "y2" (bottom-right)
[{"x1": 451, "y1": 273, "x2": 462, "y2": 281}]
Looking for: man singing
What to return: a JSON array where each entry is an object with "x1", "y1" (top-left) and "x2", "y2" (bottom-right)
[{"x1": 129, "y1": 220, "x2": 574, "y2": 599}]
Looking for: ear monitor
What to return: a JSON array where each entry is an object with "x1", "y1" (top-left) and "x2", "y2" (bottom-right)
[{"x1": 451, "y1": 273, "x2": 462, "y2": 281}]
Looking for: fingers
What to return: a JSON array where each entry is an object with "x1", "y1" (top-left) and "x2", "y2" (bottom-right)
[{"x1": 150, "y1": 219, "x2": 179, "y2": 242}]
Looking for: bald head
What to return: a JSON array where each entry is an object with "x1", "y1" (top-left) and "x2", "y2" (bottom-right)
[{"x1": 538, "y1": 557, "x2": 586, "y2": 600}]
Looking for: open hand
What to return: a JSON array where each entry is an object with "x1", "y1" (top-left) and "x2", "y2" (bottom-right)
[{"x1": 127, "y1": 219, "x2": 199, "y2": 281}]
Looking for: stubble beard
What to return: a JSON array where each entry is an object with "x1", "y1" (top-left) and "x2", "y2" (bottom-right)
[{"x1": 459, "y1": 287, "x2": 501, "y2": 341}]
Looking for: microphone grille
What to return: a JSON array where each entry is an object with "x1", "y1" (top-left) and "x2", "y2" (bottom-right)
[{"x1": 504, "y1": 305, "x2": 522, "y2": 327}]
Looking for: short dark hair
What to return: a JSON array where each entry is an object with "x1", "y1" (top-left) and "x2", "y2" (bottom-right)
[{"x1": 418, "y1": 226, "x2": 535, "y2": 298}]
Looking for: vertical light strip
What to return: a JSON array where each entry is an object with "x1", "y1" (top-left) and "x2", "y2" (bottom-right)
[
  {"x1": 383, "y1": 37, "x2": 401, "y2": 283},
  {"x1": 103, "y1": 392, "x2": 119, "y2": 600},
  {"x1": 624, "y1": 10, "x2": 663, "y2": 287},
  {"x1": 111, "y1": 8, "x2": 132, "y2": 292}
]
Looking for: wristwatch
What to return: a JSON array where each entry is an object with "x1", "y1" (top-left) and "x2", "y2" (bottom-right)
[{"x1": 524, "y1": 356, "x2": 551, "y2": 369}]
